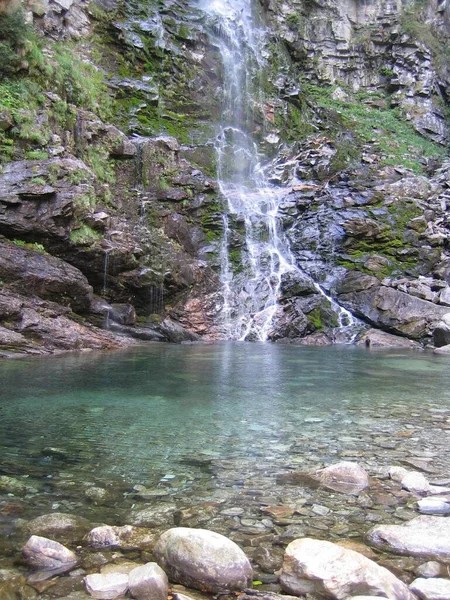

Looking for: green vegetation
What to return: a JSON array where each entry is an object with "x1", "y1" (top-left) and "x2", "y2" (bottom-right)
[
  {"x1": 25, "y1": 150, "x2": 49, "y2": 160},
  {"x1": 85, "y1": 146, "x2": 115, "y2": 184},
  {"x1": 0, "y1": 7, "x2": 30, "y2": 77},
  {"x1": 12, "y1": 239, "x2": 47, "y2": 254},
  {"x1": 302, "y1": 84, "x2": 446, "y2": 174},
  {"x1": 70, "y1": 223, "x2": 102, "y2": 245}
]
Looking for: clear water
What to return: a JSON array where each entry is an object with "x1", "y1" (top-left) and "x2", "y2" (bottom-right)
[{"x1": 1, "y1": 344, "x2": 450, "y2": 536}]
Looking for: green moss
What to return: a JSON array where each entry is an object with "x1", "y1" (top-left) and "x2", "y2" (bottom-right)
[
  {"x1": 85, "y1": 146, "x2": 115, "y2": 184},
  {"x1": 13, "y1": 239, "x2": 47, "y2": 254},
  {"x1": 302, "y1": 83, "x2": 446, "y2": 173},
  {"x1": 25, "y1": 149, "x2": 49, "y2": 160},
  {"x1": 70, "y1": 223, "x2": 102, "y2": 245},
  {"x1": 306, "y1": 307, "x2": 323, "y2": 331}
]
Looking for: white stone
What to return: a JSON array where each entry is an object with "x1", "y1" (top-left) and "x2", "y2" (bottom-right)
[
  {"x1": 389, "y1": 466, "x2": 409, "y2": 483},
  {"x1": 367, "y1": 516, "x2": 450, "y2": 559},
  {"x1": 401, "y1": 471, "x2": 430, "y2": 494},
  {"x1": 128, "y1": 563, "x2": 168, "y2": 600},
  {"x1": 84, "y1": 573, "x2": 128, "y2": 599},
  {"x1": 280, "y1": 538, "x2": 415, "y2": 600},
  {"x1": 22, "y1": 535, "x2": 77, "y2": 569},
  {"x1": 410, "y1": 577, "x2": 450, "y2": 600},
  {"x1": 153, "y1": 527, "x2": 253, "y2": 593},
  {"x1": 418, "y1": 498, "x2": 450, "y2": 515}
]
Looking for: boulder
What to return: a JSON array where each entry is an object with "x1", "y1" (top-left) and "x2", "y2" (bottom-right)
[
  {"x1": 336, "y1": 272, "x2": 449, "y2": 342},
  {"x1": 128, "y1": 563, "x2": 168, "y2": 600},
  {"x1": 22, "y1": 535, "x2": 77, "y2": 570},
  {"x1": 314, "y1": 462, "x2": 369, "y2": 495},
  {"x1": 153, "y1": 527, "x2": 253, "y2": 593},
  {"x1": 84, "y1": 573, "x2": 128, "y2": 599},
  {"x1": 356, "y1": 329, "x2": 421, "y2": 349},
  {"x1": 410, "y1": 577, "x2": 450, "y2": 600},
  {"x1": 367, "y1": 516, "x2": 450, "y2": 558},
  {"x1": 0, "y1": 239, "x2": 93, "y2": 312},
  {"x1": 280, "y1": 538, "x2": 415, "y2": 600}
]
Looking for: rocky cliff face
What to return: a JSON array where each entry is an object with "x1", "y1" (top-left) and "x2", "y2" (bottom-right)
[{"x1": 0, "y1": 0, "x2": 449, "y2": 355}]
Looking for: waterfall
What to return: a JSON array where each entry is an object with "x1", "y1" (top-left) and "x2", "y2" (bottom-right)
[{"x1": 200, "y1": 0, "x2": 355, "y2": 342}]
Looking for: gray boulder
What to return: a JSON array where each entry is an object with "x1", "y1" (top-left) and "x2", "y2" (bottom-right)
[
  {"x1": 85, "y1": 525, "x2": 156, "y2": 551},
  {"x1": 153, "y1": 527, "x2": 253, "y2": 593},
  {"x1": 280, "y1": 538, "x2": 415, "y2": 600}
]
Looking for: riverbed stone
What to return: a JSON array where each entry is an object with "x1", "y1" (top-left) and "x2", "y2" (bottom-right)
[
  {"x1": 128, "y1": 562, "x2": 168, "y2": 600},
  {"x1": 128, "y1": 504, "x2": 176, "y2": 528},
  {"x1": 401, "y1": 472, "x2": 430, "y2": 494},
  {"x1": 367, "y1": 516, "x2": 450, "y2": 558},
  {"x1": 85, "y1": 525, "x2": 156, "y2": 550},
  {"x1": 314, "y1": 462, "x2": 369, "y2": 495},
  {"x1": 415, "y1": 562, "x2": 446, "y2": 578},
  {"x1": 22, "y1": 535, "x2": 77, "y2": 570},
  {"x1": 21, "y1": 513, "x2": 92, "y2": 543},
  {"x1": 280, "y1": 538, "x2": 414, "y2": 600},
  {"x1": 84, "y1": 573, "x2": 128, "y2": 599},
  {"x1": 153, "y1": 527, "x2": 253, "y2": 593},
  {"x1": 418, "y1": 498, "x2": 450, "y2": 515},
  {"x1": 410, "y1": 577, "x2": 450, "y2": 600}
]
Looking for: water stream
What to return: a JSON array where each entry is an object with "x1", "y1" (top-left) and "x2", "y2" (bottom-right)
[{"x1": 201, "y1": 0, "x2": 353, "y2": 341}]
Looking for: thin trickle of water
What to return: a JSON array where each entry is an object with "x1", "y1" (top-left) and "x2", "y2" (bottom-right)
[
  {"x1": 149, "y1": 283, "x2": 164, "y2": 315},
  {"x1": 102, "y1": 248, "x2": 110, "y2": 297}
]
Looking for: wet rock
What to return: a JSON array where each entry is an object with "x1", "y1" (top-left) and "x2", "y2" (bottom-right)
[
  {"x1": 367, "y1": 516, "x2": 450, "y2": 558},
  {"x1": 418, "y1": 498, "x2": 450, "y2": 515},
  {"x1": 128, "y1": 562, "x2": 168, "y2": 600},
  {"x1": 85, "y1": 487, "x2": 110, "y2": 504},
  {"x1": 0, "y1": 475, "x2": 37, "y2": 495},
  {"x1": 157, "y1": 318, "x2": 201, "y2": 343},
  {"x1": 0, "y1": 580, "x2": 38, "y2": 600},
  {"x1": 85, "y1": 525, "x2": 156, "y2": 551},
  {"x1": 153, "y1": 527, "x2": 253, "y2": 593},
  {"x1": 21, "y1": 513, "x2": 92, "y2": 543},
  {"x1": 84, "y1": 572, "x2": 128, "y2": 599},
  {"x1": 410, "y1": 578, "x2": 450, "y2": 600},
  {"x1": 22, "y1": 535, "x2": 77, "y2": 570},
  {"x1": 356, "y1": 329, "x2": 422, "y2": 349},
  {"x1": 280, "y1": 537, "x2": 415, "y2": 600},
  {"x1": 314, "y1": 462, "x2": 369, "y2": 495},
  {"x1": 174, "y1": 504, "x2": 220, "y2": 527}
]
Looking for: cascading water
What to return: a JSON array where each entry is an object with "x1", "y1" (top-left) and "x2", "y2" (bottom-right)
[
  {"x1": 199, "y1": 0, "x2": 295, "y2": 340},
  {"x1": 201, "y1": 0, "x2": 355, "y2": 341}
]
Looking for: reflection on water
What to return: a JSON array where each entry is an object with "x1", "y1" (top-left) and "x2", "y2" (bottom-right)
[{"x1": 1, "y1": 342, "x2": 450, "y2": 525}]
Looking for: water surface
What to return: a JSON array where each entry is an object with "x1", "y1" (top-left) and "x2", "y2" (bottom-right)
[{"x1": 1, "y1": 343, "x2": 450, "y2": 537}]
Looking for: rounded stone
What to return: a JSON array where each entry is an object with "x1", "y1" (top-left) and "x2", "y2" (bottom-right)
[
  {"x1": 410, "y1": 577, "x2": 450, "y2": 600},
  {"x1": 22, "y1": 535, "x2": 77, "y2": 570},
  {"x1": 153, "y1": 527, "x2": 253, "y2": 593},
  {"x1": 418, "y1": 498, "x2": 450, "y2": 515}
]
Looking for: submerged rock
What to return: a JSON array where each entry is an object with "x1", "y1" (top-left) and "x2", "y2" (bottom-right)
[
  {"x1": 85, "y1": 525, "x2": 156, "y2": 550},
  {"x1": 314, "y1": 462, "x2": 370, "y2": 495},
  {"x1": 21, "y1": 513, "x2": 91, "y2": 543},
  {"x1": 153, "y1": 527, "x2": 253, "y2": 593},
  {"x1": 280, "y1": 537, "x2": 415, "y2": 600},
  {"x1": 367, "y1": 516, "x2": 450, "y2": 558}
]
